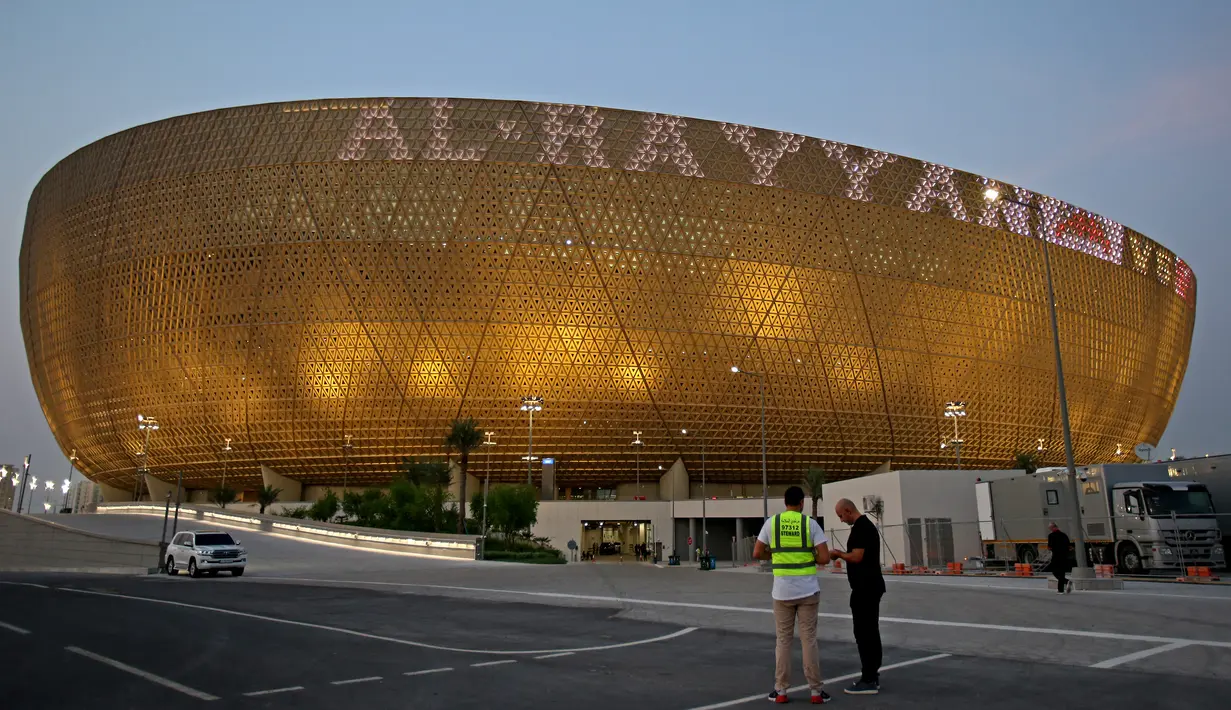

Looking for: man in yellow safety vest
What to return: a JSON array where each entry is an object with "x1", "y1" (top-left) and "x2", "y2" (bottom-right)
[{"x1": 753, "y1": 485, "x2": 832, "y2": 704}]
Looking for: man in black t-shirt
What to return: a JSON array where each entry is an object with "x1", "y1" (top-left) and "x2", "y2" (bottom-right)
[{"x1": 830, "y1": 498, "x2": 886, "y2": 696}]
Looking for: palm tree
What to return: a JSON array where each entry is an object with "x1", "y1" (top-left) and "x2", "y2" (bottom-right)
[
  {"x1": 1013, "y1": 451, "x2": 1040, "y2": 474},
  {"x1": 257, "y1": 484, "x2": 282, "y2": 515},
  {"x1": 803, "y1": 466, "x2": 827, "y2": 520},
  {"x1": 445, "y1": 416, "x2": 484, "y2": 534}
]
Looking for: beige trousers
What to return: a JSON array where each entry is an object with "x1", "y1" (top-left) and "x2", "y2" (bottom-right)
[{"x1": 773, "y1": 592, "x2": 822, "y2": 692}]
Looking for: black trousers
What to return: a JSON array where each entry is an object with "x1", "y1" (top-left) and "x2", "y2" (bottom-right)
[
  {"x1": 850, "y1": 590, "x2": 883, "y2": 683},
  {"x1": 1054, "y1": 570, "x2": 1067, "y2": 593}
]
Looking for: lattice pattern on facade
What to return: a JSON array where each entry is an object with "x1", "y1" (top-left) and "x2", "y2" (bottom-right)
[{"x1": 19, "y1": 98, "x2": 1196, "y2": 492}]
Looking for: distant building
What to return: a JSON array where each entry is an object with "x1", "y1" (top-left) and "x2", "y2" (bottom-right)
[{"x1": 66, "y1": 479, "x2": 103, "y2": 513}]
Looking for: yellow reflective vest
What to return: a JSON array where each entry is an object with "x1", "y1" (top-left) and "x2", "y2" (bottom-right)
[{"x1": 770, "y1": 510, "x2": 817, "y2": 577}]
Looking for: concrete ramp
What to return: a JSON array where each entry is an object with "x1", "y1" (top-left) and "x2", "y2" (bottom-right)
[{"x1": 0, "y1": 509, "x2": 161, "y2": 574}]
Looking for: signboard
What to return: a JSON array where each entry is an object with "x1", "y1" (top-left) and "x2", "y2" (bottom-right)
[
  {"x1": 687, "y1": 536, "x2": 693, "y2": 547},
  {"x1": 1133, "y1": 443, "x2": 1153, "y2": 461}
]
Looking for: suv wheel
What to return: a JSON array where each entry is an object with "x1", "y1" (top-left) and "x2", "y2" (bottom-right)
[
  {"x1": 188, "y1": 559, "x2": 201, "y2": 578},
  {"x1": 166, "y1": 556, "x2": 178, "y2": 575}
]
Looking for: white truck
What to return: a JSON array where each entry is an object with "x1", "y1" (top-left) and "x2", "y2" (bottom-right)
[
  {"x1": 976, "y1": 463, "x2": 1224, "y2": 574},
  {"x1": 1165, "y1": 454, "x2": 1231, "y2": 566}
]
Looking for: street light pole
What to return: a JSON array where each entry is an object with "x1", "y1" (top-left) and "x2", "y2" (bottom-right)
[
  {"x1": 62, "y1": 449, "x2": 78, "y2": 513},
  {"x1": 519, "y1": 396, "x2": 543, "y2": 486},
  {"x1": 136, "y1": 415, "x2": 159, "y2": 502},
  {"x1": 984, "y1": 187, "x2": 1089, "y2": 575},
  {"x1": 731, "y1": 366, "x2": 769, "y2": 521},
  {"x1": 341, "y1": 434, "x2": 353, "y2": 497},
  {"x1": 220, "y1": 438, "x2": 232, "y2": 490},
  {"x1": 942, "y1": 401, "x2": 967, "y2": 470},
  {"x1": 480, "y1": 431, "x2": 496, "y2": 560},
  {"x1": 171, "y1": 469, "x2": 184, "y2": 538},
  {"x1": 16, "y1": 456, "x2": 31, "y2": 515},
  {"x1": 631, "y1": 431, "x2": 644, "y2": 498}
]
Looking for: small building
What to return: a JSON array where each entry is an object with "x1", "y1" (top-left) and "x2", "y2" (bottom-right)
[{"x1": 822, "y1": 469, "x2": 1019, "y2": 568}]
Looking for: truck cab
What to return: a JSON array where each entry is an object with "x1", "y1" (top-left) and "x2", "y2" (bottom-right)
[{"x1": 1110, "y1": 481, "x2": 1224, "y2": 574}]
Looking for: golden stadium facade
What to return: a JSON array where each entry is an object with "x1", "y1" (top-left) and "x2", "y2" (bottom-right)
[{"x1": 19, "y1": 98, "x2": 1195, "y2": 493}]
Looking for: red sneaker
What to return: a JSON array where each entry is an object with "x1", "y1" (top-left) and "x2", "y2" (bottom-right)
[{"x1": 767, "y1": 690, "x2": 789, "y2": 703}]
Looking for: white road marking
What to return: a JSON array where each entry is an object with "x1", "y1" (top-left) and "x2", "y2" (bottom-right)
[
  {"x1": 0, "y1": 581, "x2": 50, "y2": 589},
  {"x1": 242, "y1": 686, "x2": 304, "y2": 697},
  {"x1": 57, "y1": 586, "x2": 698, "y2": 654},
  {"x1": 64, "y1": 646, "x2": 219, "y2": 701},
  {"x1": 404, "y1": 667, "x2": 453, "y2": 676},
  {"x1": 534, "y1": 652, "x2": 575, "y2": 660},
  {"x1": 263, "y1": 578, "x2": 1231, "y2": 649},
  {"x1": 331, "y1": 676, "x2": 382, "y2": 685},
  {"x1": 687, "y1": 653, "x2": 952, "y2": 709},
  {"x1": 471, "y1": 660, "x2": 517, "y2": 668},
  {"x1": 0, "y1": 620, "x2": 31, "y2": 635},
  {"x1": 1090, "y1": 642, "x2": 1193, "y2": 669}
]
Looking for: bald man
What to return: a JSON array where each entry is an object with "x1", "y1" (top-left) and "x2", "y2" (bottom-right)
[{"x1": 831, "y1": 499, "x2": 886, "y2": 695}]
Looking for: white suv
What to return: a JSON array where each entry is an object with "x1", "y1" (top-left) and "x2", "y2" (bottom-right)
[{"x1": 166, "y1": 530, "x2": 247, "y2": 577}]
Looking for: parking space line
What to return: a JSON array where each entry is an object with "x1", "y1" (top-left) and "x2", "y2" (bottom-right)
[
  {"x1": 0, "y1": 620, "x2": 31, "y2": 635},
  {"x1": 330, "y1": 676, "x2": 382, "y2": 685},
  {"x1": 686, "y1": 653, "x2": 951, "y2": 709},
  {"x1": 58, "y1": 587, "x2": 698, "y2": 655},
  {"x1": 65, "y1": 646, "x2": 219, "y2": 701},
  {"x1": 0, "y1": 581, "x2": 49, "y2": 589},
  {"x1": 471, "y1": 660, "x2": 517, "y2": 668},
  {"x1": 242, "y1": 686, "x2": 304, "y2": 697},
  {"x1": 534, "y1": 652, "x2": 575, "y2": 660},
  {"x1": 1090, "y1": 642, "x2": 1192, "y2": 669},
  {"x1": 404, "y1": 667, "x2": 453, "y2": 676}
]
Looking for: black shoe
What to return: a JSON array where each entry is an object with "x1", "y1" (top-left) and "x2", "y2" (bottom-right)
[
  {"x1": 844, "y1": 680, "x2": 879, "y2": 695},
  {"x1": 767, "y1": 689, "x2": 789, "y2": 703},
  {"x1": 811, "y1": 690, "x2": 832, "y2": 704}
]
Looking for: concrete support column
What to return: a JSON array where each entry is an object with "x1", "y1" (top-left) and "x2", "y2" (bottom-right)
[
  {"x1": 143, "y1": 474, "x2": 175, "y2": 503},
  {"x1": 735, "y1": 518, "x2": 745, "y2": 563},
  {"x1": 688, "y1": 518, "x2": 697, "y2": 562},
  {"x1": 261, "y1": 464, "x2": 302, "y2": 502},
  {"x1": 97, "y1": 481, "x2": 131, "y2": 503}
]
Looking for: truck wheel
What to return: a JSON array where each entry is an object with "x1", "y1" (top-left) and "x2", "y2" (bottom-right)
[
  {"x1": 1016, "y1": 545, "x2": 1037, "y2": 565},
  {"x1": 1117, "y1": 543, "x2": 1144, "y2": 575}
]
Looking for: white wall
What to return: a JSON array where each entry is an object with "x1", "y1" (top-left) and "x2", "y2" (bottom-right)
[
  {"x1": 897, "y1": 469, "x2": 1019, "y2": 563},
  {"x1": 823, "y1": 469, "x2": 1021, "y2": 566},
  {"x1": 822, "y1": 471, "x2": 906, "y2": 564}
]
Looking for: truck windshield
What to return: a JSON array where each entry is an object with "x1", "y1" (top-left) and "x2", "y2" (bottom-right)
[{"x1": 1142, "y1": 487, "x2": 1215, "y2": 517}]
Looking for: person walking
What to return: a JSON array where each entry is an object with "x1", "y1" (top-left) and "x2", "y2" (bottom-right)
[
  {"x1": 831, "y1": 499, "x2": 886, "y2": 696},
  {"x1": 1047, "y1": 522, "x2": 1074, "y2": 594},
  {"x1": 753, "y1": 486, "x2": 832, "y2": 704}
]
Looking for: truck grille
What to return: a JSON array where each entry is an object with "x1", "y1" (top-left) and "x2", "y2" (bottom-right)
[
  {"x1": 213, "y1": 550, "x2": 240, "y2": 558},
  {"x1": 1162, "y1": 530, "x2": 1218, "y2": 560}
]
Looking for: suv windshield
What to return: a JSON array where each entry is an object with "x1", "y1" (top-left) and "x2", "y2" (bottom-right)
[
  {"x1": 1142, "y1": 486, "x2": 1215, "y2": 517},
  {"x1": 194, "y1": 533, "x2": 236, "y2": 546}
]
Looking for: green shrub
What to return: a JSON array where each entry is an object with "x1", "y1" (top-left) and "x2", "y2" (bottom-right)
[
  {"x1": 483, "y1": 549, "x2": 565, "y2": 564},
  {"x1": 276, "y1": 506, "x2": 309, "y2": 519},
  {"x1": 307, "y1": 490, "x2": 340, "y2": 522}
]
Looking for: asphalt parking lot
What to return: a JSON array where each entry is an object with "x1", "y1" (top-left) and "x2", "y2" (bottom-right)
[{"x1": 3, "y1": 574, "x2": 1230, "y2": 709}]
